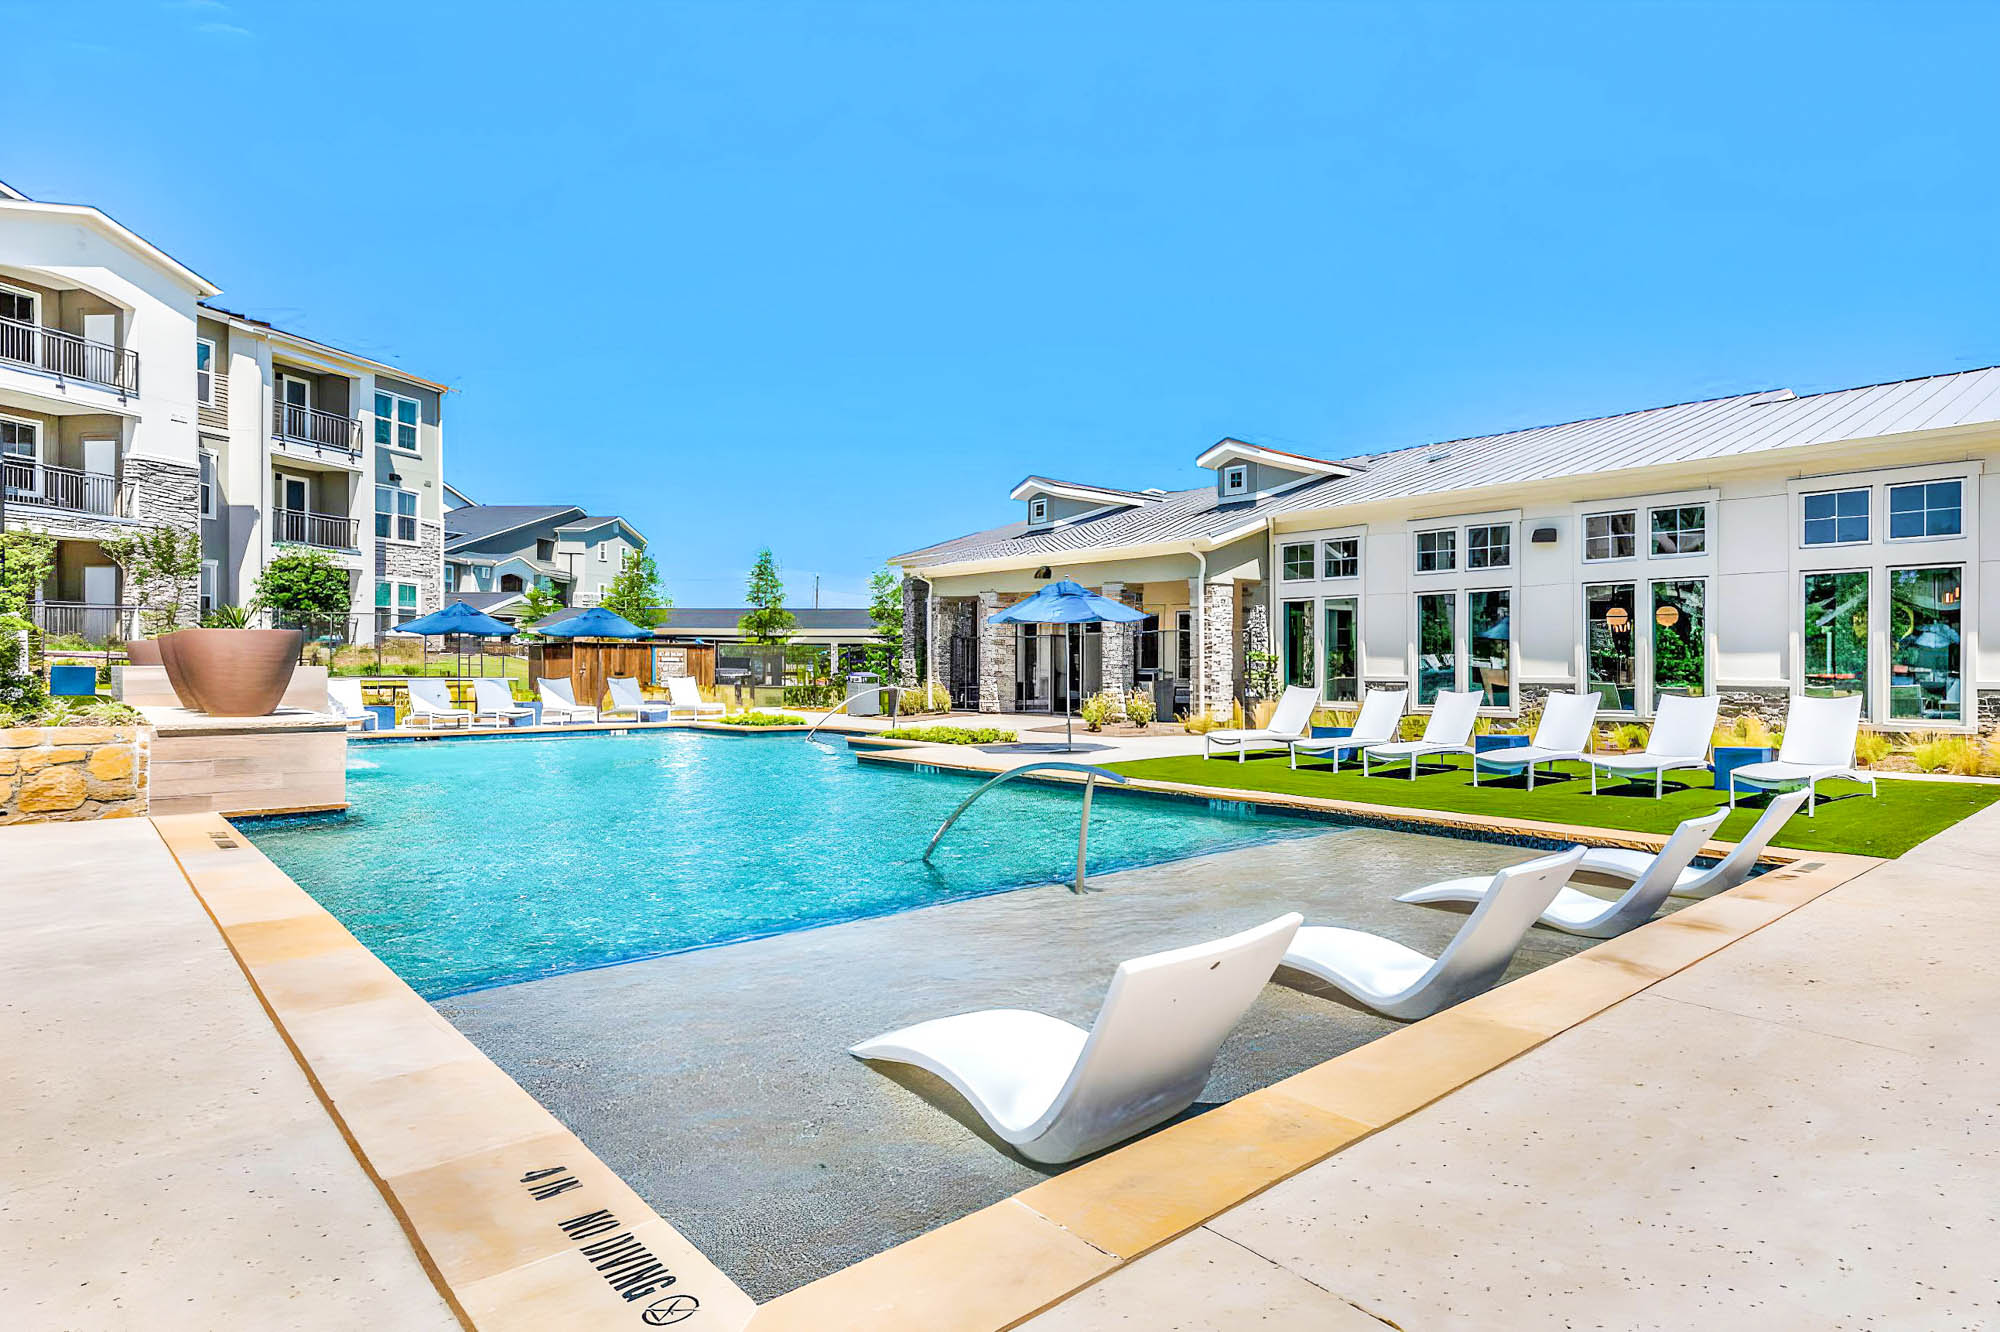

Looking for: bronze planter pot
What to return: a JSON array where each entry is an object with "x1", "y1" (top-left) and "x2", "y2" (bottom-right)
[
  {"x1": 124, "y1": 638, "x2": 162, "y2": 666},
  {"x1": 157, "y1": 628, "x2": 304, "y2": 717}
]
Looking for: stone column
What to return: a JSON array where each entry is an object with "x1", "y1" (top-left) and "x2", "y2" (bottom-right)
[
  {"x1": 1200, "y1": 580, "x2": 1237, "y2": 719},
  {"x1": 1240, "y1": 585, "x2": 1271, "y2": 701},
  {"x1": 1096, "y1": 581, "x2": 1136, "y2": 705},
  {"x1": 977, "y1": 590, "x2": 1015, "y2": 714},
  {"x1": 898, "y1": 575, "x2": 927, "y2": 686}
]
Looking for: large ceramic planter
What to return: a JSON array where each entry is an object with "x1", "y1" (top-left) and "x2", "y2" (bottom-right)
[
  {"x1": 124, "y1": 638, "x2": 162, "y2": 666},
  {"x1": 157, "y1": 628, "x2": 304, "y2": 717}
]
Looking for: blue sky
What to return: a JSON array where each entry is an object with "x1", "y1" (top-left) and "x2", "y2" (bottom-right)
[{"x1": 8, "y1": 2, "x2": 1997, "y2": 606}]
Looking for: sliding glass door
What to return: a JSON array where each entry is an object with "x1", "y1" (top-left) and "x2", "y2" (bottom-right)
[
  {"x1": 1468, "y1": 589, "x2": 1510, "y2": 707},
  {"x1": 1322, "y1": 597, "x2": 1358, "y2": 701},
  {"x1": 1802, "y1": 571, "x2": 1869, "y2": 709}
]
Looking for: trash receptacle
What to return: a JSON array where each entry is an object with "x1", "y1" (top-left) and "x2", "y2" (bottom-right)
[
  {"x1": 1152, "y1": 674, "x2": 1177, "y2": 722},
  {"x1": 847, "y1": 672, "x2": 880, "y2": 717}
]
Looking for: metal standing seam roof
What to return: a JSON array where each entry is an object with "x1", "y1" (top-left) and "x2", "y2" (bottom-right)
[{"x1": 896, "y1": 366, "x2": 2000, "y2": 569}]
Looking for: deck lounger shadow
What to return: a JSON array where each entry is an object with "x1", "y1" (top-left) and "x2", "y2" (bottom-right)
[
  {"x1": 1727, "y1": 694, "x2": 1877, "y2": 817},
  {"x1": 666, "y1": 675, "x2": 726, "y2": 722},
  {"x1": 1204, "y1": 685, "x2": 1319, "y2": 761},
  {"x1": 470, "y1": 678, "x2": 533, "y2": 727},
  {"x1": 1279, "y1": 846, "x2": 1584, "y2": 1020},
  {"x1": 327, "y1": 678, "x2": 376, "y2": 731},
  {"x1": 1577, "y1": 787, "x2": 1809, "y2": 898},
  {"x1": 1288, "y1": 687, "x2": 1408, "y2": 772},
  {"x1": 536, "y1": 676, "x2": 600, "y2": 724},
  {"x1": 603, "y1": 675, "x2": 651, "y2": 721},
  {"x1": 1397, "y1": 810, "x2": 1726, "y2": 938},
  {"x1": 1360, "y1": 688, "x2": 1482, "y2": 779},
  {"x1": 404, "y1": 678, "x2": 472, "y2": 729},
  {"x1": 1469, "y1": 691, "x2": 1600, "y2": 790},
  {"x1": 1586, "y1": 694, "x2": 1719, "y2": 797},
  {"x1": 848, "y1": 913, "x2": 1302, "y2": 1164}
]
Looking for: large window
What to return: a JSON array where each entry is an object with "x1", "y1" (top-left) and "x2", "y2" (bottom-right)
[
  {"x1": 1, "y1": 416, "x2": 38, "y2": 497},
  {"x1": 1282, "y1": 599, "x2": 1313, "y2": 687},
  {"x1": 1415, "y1": 529, "x2": 1456, "y2": 573},
  {"x1": 1322, "y1": 597, "x2": 1358, "y2": 701},
  {"x1": 1583, "y1": 511, "x2": 1637, "y2": 561},
  {"x1": 1802, "y1": 571, "x2": 1869, "y2": 707},
  {"x1": 1281, "y1": 543, "x2": 1314, "y2": 581},
  {"x1": 1650, "y1": 504, "x2": 1706, "y2": 556},
  {"x1": 376, "y1": 485, "x2": 417, "y2": 542},
  {"x1": 1468, "y1": 588, "x2": 1510, "y2": 707},
  {"x1": 1890, "y1": 566, "x2": 1961, "y2": 722},
  {"x1": 1651, "y1": 579, "x2": 1707, "y2": 697},
  {"x1": 1416, "y1": 592, "x2": 1456, "y2": 705},
  {"x1": 1803, "y1": 488, "x2": 1869, "y2": 546},
  {"x1": 1584, "y1": 582, "x2": 1637, "y2": 711},
  {"x1": 1466, "y1": 524, "x2": 1510, "y2": 570},
  {"x1": 375, "y1": 391, "x2": 421, "y2": 453},
  {"x1": 0, "y1": 284, "x2": 34, "y2": 325},
  {"x1": 196, "y1": 338, "x2": 216, "y2": 405},
  {"x1": 375, "y1": 580, "x2": 418, "y2": 633},
  {"x1": 198, "y1": 450, "x2": 217, "y2": 519},
  {"x1": 1888, "y1": 481, "x2": 1962, "y2": 540},
  {"x1": 1322, "y1": 537, "x2": 1358, "y2": 579}
]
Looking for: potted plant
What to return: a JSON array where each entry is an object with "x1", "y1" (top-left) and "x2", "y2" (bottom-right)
[{"x1": 152, "y1": 548, "x2": 347, "y2": 717}]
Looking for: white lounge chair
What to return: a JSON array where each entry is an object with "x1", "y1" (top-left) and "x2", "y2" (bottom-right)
[
  {"x1": 1203, "y1": 685, "x2": 1320, "y2": 761},
  {"x1": 1575, "y1": 787, "x2": 1810, "y2": 899},
  {"x1": 536, "y1": 676, "x2": 600, "y2": 724},
  {"x1": 327, "y1": 678, "x2": 376, "y2": 731},
  {"x1": 666, "y1": 675, "x2": 725, "y2": 721},
  {"x1": 604, "y1": 675, "x2": 664, "y2": 722},
  {"x1": 1288, "y1": 688, "x2": 1409, "y2": 772},
  {"x1": 405, "y1": 678, "x2": 473, "y2": 729},
  {"x1": 1279, "y1": 847, "x2": 1584, "y2": 1019},
  {"x1": 850, "y1": 913, "x2": 1302, "y2": 1164},
  {"x1": 1586, "y1": 694, "x2": 1720, "y2": 797},
  {"x1": 1360, "y1": 688, "x2": 1482, "y2": 779},
  {"x1": 1470, "y1": 691, "x2": 1600, "y2": 790},
  {"x1": 470, "y1": 678, "x2": 534, "y2": 727},
  {"x1": 1397, "y1": 810, "x2": 1727, "y2": 938},
  {"x1": 1728, "y1": 694, "x2": 1878, "y2": 817}
]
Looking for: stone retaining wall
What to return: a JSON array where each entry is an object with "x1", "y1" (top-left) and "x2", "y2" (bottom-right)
[{"x1": 0, "y1": 725, "x2": 149, "y2": 823}]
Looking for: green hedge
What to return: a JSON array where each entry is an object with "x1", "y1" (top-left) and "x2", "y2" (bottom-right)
[{"x1": 880, "y1": 725, "x2": 1017, "y2": 745}]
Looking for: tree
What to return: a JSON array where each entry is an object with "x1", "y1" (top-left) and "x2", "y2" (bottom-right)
[
  {"x1": 255, "y1": 550, "x2": 353, "y2": 626},
  {"x1": 100, "y1": 526, "x2": 202, "y2": 635},
  {"x1": 738, "y1": 547, "x2": 797, "y2": 644},
  {"x1": 517, "y1": 580, "x2": 566, "y2": 630},
  {"x1": 864, "y1": 567, "x2": 904, "y2": 676},
  {"x1": 600, "y1": 549, "x2": 670, "y2": 628},
  {"x1": 0, "y1": 528, "x2": 57, "y2": 622}
]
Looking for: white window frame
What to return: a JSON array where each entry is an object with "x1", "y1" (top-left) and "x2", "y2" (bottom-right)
[
  {"x1": 443, "y1": 562, "x2": 458, "y2": 592},
  {"x1": 1648, "y1": 502, "x2": 1707, "y2": 558},
  {"x1": 0, "y1": 412, "x2": 43, "y2": 498},
  {"x1": 1279, "y1": 541, "x2": 1314, "y2": 581},
  {"x1": 0, "y1": 281, "x2": 38, "y2": 328},
  {"x1": 1582, "y1": 509, "x2": 1638, "y2": 562},
  {"x1": 376, "y1": 390, "x2": 422, "y2": 455},
  {"x1": 1220, "y1": 464, "x2": 1248, "y2": 498},
  {"x1": 1321, "y1": 536, "x2": 1359, "y2": 580},
  {"x1": 195, "y1": 337, "x2": 217, "y2": 406},
  {"x1": 198, "y1": 448, "x2": 217, "y2": 519},
  {"x1": 1884, "y1": 478, "x2": 1964, "y2": 544},
  {"x1": 598, "y1": 541, "x2": 609, "y2": 563},
  {"x1": 1028, "y1": 497, "x2": 1049, "y2": 524},
  {"x1": 1414, "y1": 527, "x2": 1456, "y2": 574},
  {"x1": 1465, "y1": 522, "x2": 1511, "y2": 570},
  {"x1": 376, "y1": 483, "x2": 419, "y2": 545},
  {"x1": 1800, "y1": 486, "x2": 1871, "y2": 548},
  {"x1": 199, "y1": 560, "x2": 218, "y2": 617}
]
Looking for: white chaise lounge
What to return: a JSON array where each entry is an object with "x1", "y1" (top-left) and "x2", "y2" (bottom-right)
[
  {"x1": 471, "y1": 678, "x2": 533, "y2": 727},
  {"x1": 404, "y1": 678, "x2": 473, "y2": 729},
  {"x1": 1360, "y1": 688, "x2": 1482, "y2": 779},
  {"x1": 1586, "y1": 693, "x2": 1720, "y2": 797},
  {"x1": 1204, "y1": 685, "x2": 1319, "y2": 761},
  {"x1": 1728, "y1": 693, "x2": 1877, "y2": 817},
  {"x1": 850, "y1": 913, "x2": 1302, "y2": 1164},
  {"x1": 604, "y1": 676, "x2": 655, "y2": 721},
  {"x1": 1575, "y1": 787, "x2": 1810, "y2": 898},
  {"x1": 1396, "y1": 809, "x2": 1727, "y2": 938},
  {"x1": 1278, "y1": 847, "x2": 1584, "y2": 1019},
  {"x1": 1470, "y1": 691, "x2": 1600, "y2": 790},
  {"x1": 327, "y1": 678, "x2": 376, "y2": 731},
  {"x1": 537, "y1": 676, "x2": 599, "y2": 724},
  {"x1": 666, "y1": 675, "x2": 726, "y2": 721},
  {"x1": 1287, "y1": 687, "x2": 1408, "y2": 772}
]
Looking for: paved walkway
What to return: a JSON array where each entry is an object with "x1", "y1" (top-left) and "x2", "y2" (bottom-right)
[
  {"x1": 1024, "y1": 805, "x2": 2000, "y2": 1330},
  {"x1": 0, "y1": 820, "x2": 455, "y2": 1331}
]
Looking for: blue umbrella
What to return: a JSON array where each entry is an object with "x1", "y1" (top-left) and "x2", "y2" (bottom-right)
[
  {"x1": 990, "y1": 580, "x2": 1146, "y2": 751},
  {"x1": 389, "y1": 599, "x2": 520, "y2": 677},
  {"x1": 533, "y1": 606, "x2": 653, "y2": 639}
]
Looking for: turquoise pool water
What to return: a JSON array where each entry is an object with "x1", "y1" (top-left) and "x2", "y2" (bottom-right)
[{"x1": 244, "y1": 732, "x2": 1333, "y2": 997}]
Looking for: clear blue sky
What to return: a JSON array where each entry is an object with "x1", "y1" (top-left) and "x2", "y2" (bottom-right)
[{"x1": 9, "y1": 1, "x2": 1997, "y2": 605}]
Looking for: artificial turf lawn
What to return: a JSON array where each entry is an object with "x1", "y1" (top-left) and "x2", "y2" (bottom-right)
[{"x1": 1104, "y1": 753, "x2": 2000, "y2": 859}]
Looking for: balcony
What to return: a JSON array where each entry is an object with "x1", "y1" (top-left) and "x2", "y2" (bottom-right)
[
  {"x1": 33, "y1": 602, "x2": 142, "y2": 645},
  {"x1": 273, "y1": 507, "x2": 359, "y2": 550},
  {"x1": 3, "y1": 457, "x2": 136, "y2": 518},
  {"x1": 272, "y1": 402, "x2": 362, "y2": 454},
  {"x1": 0, "y1": 316, "x2": 139, "y2": 394}
]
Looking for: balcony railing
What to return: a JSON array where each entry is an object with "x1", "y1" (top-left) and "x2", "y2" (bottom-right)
[
  {"x1": 3, "y1": 457, "x2": 136, "y2": 518},
  {"x1": 0, "y1": 316, "x2": 139, "y2": 394},
  {"x1": 33, "y1": 602, "x2": 143, "y2": 645},
  {"x1": 273, "y1": 507, "x2": 360, "y2": 549},
  {"x1": 272, "y1": 401, "x2": 363, "y2": 453}
]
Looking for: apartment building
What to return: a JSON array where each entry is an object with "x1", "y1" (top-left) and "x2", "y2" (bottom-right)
[
  {"x1": 895, "y1": 367, "x2": 2000, "y2": 732},
  {"x1": 0, "y1": 177, "x2": 446, "y2": 643},
  {"x1": 440, "y1": 495, "x2": 646, "y2": 621}
]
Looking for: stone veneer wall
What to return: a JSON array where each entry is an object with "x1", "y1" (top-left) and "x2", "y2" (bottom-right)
[
  {"x1": 377, "y1": 520, "x2": 445, "y2": 626},
  {"x1": 977, "y1": 589, "x2": 1016, "y2": 713},
  {"x1": 126, "y1": 457, "x2": 204, "y2": 626},
  {"x1": 0, "y1": 725, "x2": 149, "y2": 823},
  {"x1": 898, "y1": 575, "x2": 928, "y2": 687},
  {"x1": 1095, "y1": 582, "x2": 1141, "y2": 704},
  {"x1": 1199, "y1": 580, "x2": 1236, "y2": 719}
]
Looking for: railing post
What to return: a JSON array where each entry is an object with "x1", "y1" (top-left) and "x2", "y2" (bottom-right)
[{"x1": 1075, "y1": 772, "x2": 1096, "y2": 893}]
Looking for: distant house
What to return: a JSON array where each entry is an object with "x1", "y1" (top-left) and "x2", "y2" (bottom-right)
[{"x1": 441, "y1": 497, "x2": 646, "y2": 620}]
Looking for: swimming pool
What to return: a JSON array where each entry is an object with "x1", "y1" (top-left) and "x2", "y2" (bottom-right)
[{"x1": 245, "y1": 732, "x2": 1334, "y2": 997}]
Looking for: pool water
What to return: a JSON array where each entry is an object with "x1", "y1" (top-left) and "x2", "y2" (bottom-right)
[{"x1": 245, "y1": 732, "x2": 1333, "y2": 997}]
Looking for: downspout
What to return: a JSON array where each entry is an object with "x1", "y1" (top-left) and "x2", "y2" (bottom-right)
[{"x1": 1192, "y1": 547, "x2": 1208, "y2": 717}]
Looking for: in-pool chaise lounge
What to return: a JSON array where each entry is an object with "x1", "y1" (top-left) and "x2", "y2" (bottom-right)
[
  {"x1": 1279, "y1": 846, "x2": 1584, "y2": 1019},
  {"x1": 536, "y1": 676, "x2": 600, "y2": 724},
  {"x1": 1728, "y1": 693, "x2": 1877, "y2": 817},
  {"x1": 1396, "y1": 809, "x2": 1727, "y2": 938},
  {"x1": 1360, "y1": 688, "x2": 1482, "y2": 778},
  {"x1": 1585, "y1": 693, "x2": 1720, "y2": 797},
  {"x1": 849, "y1": 913, "x2": 1302, "y2": 1164},
  {"x1": 1469, "y1": 690, "x2": 1600, "y2": 790},
  {"x1": 1204, "y1": 685, "x2": 1319, "y2": 761},
  {"x1": 666, "y1": 675, "x2": 726, "y2": 722},
  {"x1": 471, "y1": 678, "x2": 534, "y2": 727},
  {"x1": 1575, "y1": 786, "x2": 1809, "y2": 898},
  {"x1": 405, "y1": 678, "x2": 473, "y2": 729},
  {"x1": 327, "y1": 678, "x2": 376, "y2": 731},
  {"x1": 1288, "y1": 687, "x2": 1409, "y2": 772}
]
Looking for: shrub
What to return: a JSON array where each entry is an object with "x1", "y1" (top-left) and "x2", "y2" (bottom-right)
[
  {"x1": 1910, "y1": 732, "x2": 1976, "y2": 774},
  {"x1": 880, "y1": 725, "x2": 1017, "y2": 744},
  {"x1": 1713, "y1": 713, "x2": 1772, "y2": 748},
  {"x1": 1311, "y1": 707, "x2": 1356, "y2": 730},
  {"x1": 256, "y1": 551, "x2": 353, "y2": 624},
  {"x1": 1610, "y1": 722, "x2": 1651, "y2": 751},
  {"x1": 720, "y1": 711, "x2": 806, "y2": 727},
  {"x1": 1854, "y1": 732, "x2": 1892, "y2": 767},
  {"x1": 894, "y1": 682, "x2": 952, "y2": 715},
  {"x1": 1179, "y1": 710, "x2": 1222, "y2": 735},
  {"x1": 1079, "y1": 691, "x2": 1122, "y2": 732},
  {"x1": 1125, "y1": 691, "x2": 1156, "y2": 727},
  {"x1": 0, "y1": 695, "x2": 143, "y2": 728}
]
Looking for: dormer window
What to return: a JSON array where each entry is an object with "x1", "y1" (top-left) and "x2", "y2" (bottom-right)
[
  {"x1": 1028, "y1": 497, "x2": 1049, "y2": 525},
  {"x1": 1220, "y1": 464, "x2": 1249, "y2": 498}
]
